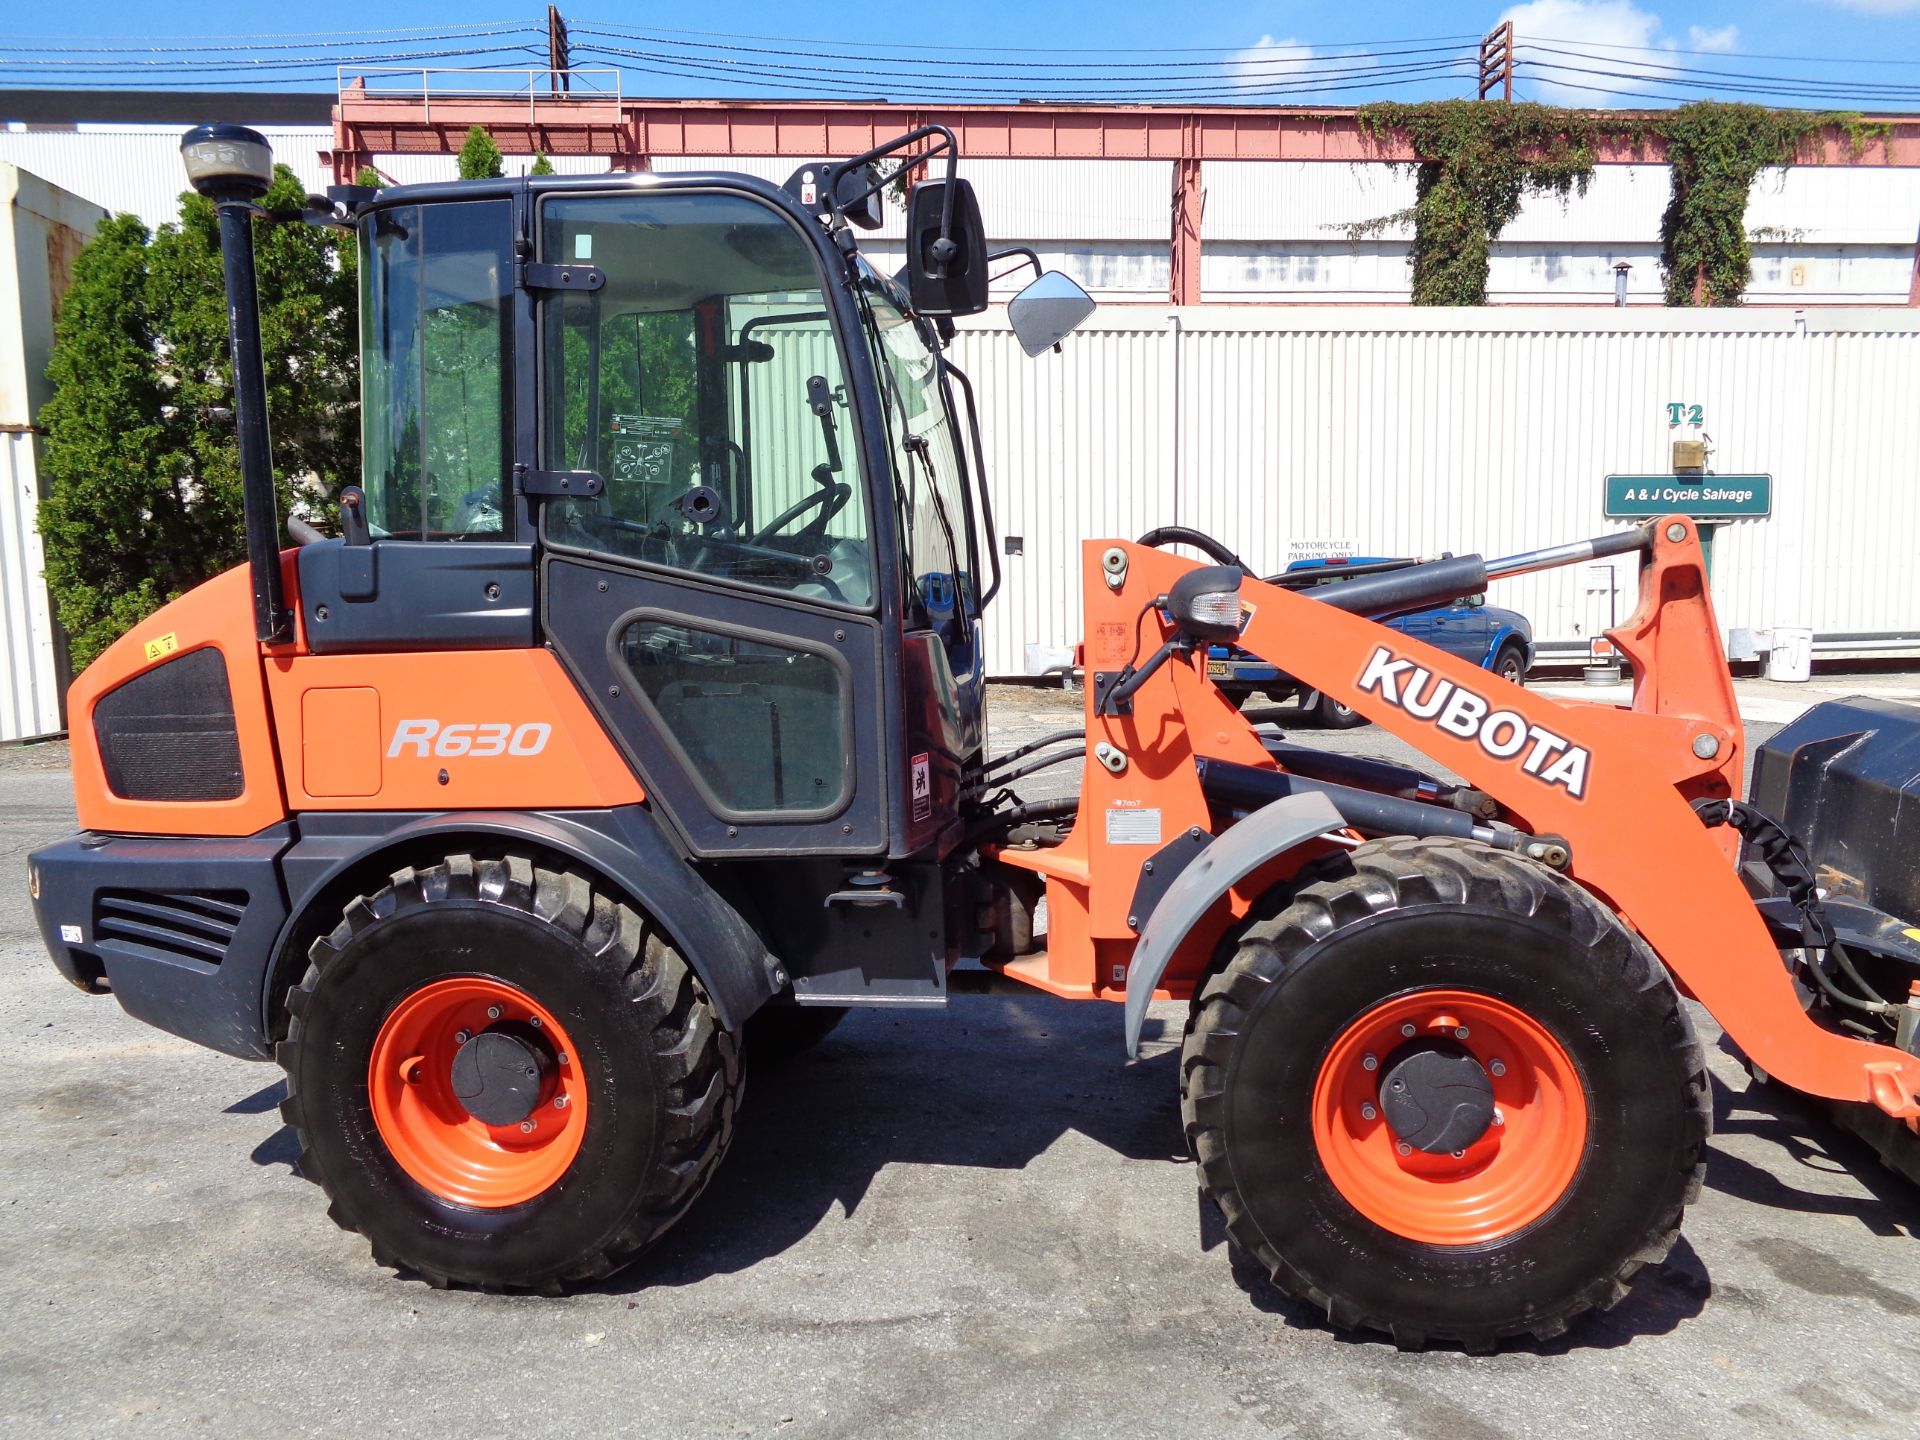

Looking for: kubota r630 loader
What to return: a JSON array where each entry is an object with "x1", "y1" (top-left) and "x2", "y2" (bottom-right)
[{"x1": 27, "y1": 123, "x2": 1920, "y2": 1349}]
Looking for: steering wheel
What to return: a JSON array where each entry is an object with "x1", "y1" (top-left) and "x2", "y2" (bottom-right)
[{"x1": 750, "y1": 482, "x2": 851, "y2": 547}]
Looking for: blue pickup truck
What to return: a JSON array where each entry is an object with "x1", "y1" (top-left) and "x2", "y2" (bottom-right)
[{"x1": 1208, "y1": 556, "x2": 1535, "y2": 728}]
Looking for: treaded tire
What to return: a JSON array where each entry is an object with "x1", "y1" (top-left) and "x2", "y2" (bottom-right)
[
  {"x1": 1314, "y1": 690, "x2": 1369, "y2": 730},
  {"x1": 277, "y1": 854, "x2": 741, "y2": 1293},
  {"x1": 1494, "y1": 643, "x2": 1528, "y2": 687},
  {"x1": 745, "y1": 1004, "x2": 849, "y2": 1066},
  {"x1": 1181, "y1": 837, "x2": 1710, "y2": 1350}
]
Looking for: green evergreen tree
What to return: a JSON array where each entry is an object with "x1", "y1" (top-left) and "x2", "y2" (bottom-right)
[
  {"x1": 457, "y1": 126, "x2": 505, "y2": 180},
  {"x1": 37, "y1": 165, "x2": 359, "y2": 669},
  {"x1": 529, "y1": 152, "x2": 556, "y2": 176}
]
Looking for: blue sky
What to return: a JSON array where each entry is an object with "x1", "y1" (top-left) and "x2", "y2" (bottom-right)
[{"x1": 5, "y1": 1, "x2": 1919, "y2": 108}]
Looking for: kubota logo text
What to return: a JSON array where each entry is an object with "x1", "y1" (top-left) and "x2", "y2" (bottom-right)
[
  {"x1": 1356, "y1": 647, "x2": 1590, "y2": 799},
  {"x1": 387, "y1": 720, "x2": 553, "y2": 759}
]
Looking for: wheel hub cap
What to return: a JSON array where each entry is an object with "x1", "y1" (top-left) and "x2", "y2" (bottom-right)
[
  {"x1": 1378, "y1": 1041, "x2": 1495, "y2": 1154},
  {"x1": 450, "y1": 1025, "x2": 553, "y2": 1127}
]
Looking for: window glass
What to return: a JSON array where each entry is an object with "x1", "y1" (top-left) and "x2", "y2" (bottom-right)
[
  {"x1": 853, "y1": 264, "x2": 975, "y2": 617},
  {"x1": 619, "y1": 618, "x2": 849, "y2": 815},
  {"x1": 359, "y1": 201, "x2": 513, "y2": 539},
  {"x1": 539, "y1": 191, "x2": 873, "y2": 609}
]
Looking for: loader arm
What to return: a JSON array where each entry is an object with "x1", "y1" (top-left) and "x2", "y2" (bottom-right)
[{"x1": 1072, "y1": 520, "x2": 1920, "y2": 1122}]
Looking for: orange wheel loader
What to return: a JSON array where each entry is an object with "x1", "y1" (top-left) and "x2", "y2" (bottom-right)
[{"x1": 26, "y1": 123, "x2": 1920, "y2": 1350}]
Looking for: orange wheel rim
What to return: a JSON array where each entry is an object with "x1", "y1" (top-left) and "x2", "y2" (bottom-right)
[
  {"x1": 367, "y1": 977, "x2": 587, "y2": 1208},
  {"x1": 1310, "y1": 989, "x2": 1588, "y2": 1246}
]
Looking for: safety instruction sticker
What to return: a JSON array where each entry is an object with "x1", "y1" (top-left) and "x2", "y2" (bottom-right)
[
  {"x1": 911, "y1": 753, "x2": 932, "y2": 822},
  {"x1": 609, "y1": 415, "x2": 684, "y2": 489},
  {"x1": 143, "y1": 632, "x2": 179, "y2": 663},
  {"x1": 1105, "y1": 807, "x2": 1163, "y2": 846}
]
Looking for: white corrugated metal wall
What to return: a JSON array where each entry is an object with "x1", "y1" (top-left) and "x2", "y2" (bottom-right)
[
  {"x1": 952, "y1": 306, "x2": 1920, "y2": 675},
  {"x1": 1, "y1": 166, "x2": 104, "y2": 741}
]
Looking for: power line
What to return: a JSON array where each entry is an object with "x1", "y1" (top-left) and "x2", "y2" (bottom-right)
[{"x1": 574, "y1": 20, "x2": 1483, "y2": 56}]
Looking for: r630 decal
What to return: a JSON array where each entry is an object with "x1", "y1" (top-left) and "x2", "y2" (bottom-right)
[
  {"x1": 387, "y1": 719, "x2": 553, "y2": 760},
  {"x1": 1355, "y1": 646, "x2": 1591, "y2": 798}
]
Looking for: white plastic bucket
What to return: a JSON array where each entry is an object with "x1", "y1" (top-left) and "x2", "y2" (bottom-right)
[{"x1": 1766, "y1": 627, "x2": 1814, "y2": 683}]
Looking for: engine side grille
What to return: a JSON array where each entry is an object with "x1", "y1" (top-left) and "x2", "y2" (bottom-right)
[
  {"x1": 93, "y1": 648, "x2": 244, "y2": 802},
  {"x1": 95, "y1": 888, "x2": 249, "y2": 967}
]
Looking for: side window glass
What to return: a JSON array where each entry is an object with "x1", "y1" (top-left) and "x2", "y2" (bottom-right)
[
  {"x1": 618, "y1": 617, "x2": 851, "y2": 817},
  {"x1": 359, "y1": 201, "x2": 513, "y2": 540}
]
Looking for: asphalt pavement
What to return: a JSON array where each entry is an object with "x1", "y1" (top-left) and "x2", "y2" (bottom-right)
[{"x1": 2, "y1": 680, "x2": 1918, "y2": 1439}]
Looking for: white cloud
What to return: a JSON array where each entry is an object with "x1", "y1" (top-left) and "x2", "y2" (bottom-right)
[
  {"x1": 1686, "y1": 23, "x2": 1740, "y2": 50},
  {"x1": 1230, "y1": 35, "x2": 1320, "y2": 93},
  {"x1": 1499, "y1": 0, "x2": 1747, "y2": 105}
]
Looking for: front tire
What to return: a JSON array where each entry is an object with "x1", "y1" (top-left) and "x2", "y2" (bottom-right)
[
  {"x1": 1181, "y1": 838, "x2": 1709, "y2": 1349},
  {"x1": 277, "y1": 854, "x2": 741, "y2": 1292},
  {"x1": 1494, "y1": 643, "x2": 1528, "y2": 687}
]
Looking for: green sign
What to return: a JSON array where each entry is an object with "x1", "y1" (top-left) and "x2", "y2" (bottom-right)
[{"x1": 1603, "y1": 474, "x2": 1772, "y2": 519}]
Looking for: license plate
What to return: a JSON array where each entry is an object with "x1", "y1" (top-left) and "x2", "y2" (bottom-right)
[{"x1": 1207, "y1": 660, "x2": 1232, "y2": 677}]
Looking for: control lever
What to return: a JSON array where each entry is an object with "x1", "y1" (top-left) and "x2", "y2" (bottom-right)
[
  {"x1": 338, "y1": 485, "x2": 372, "y2": 546},
  {"x1": 805, "y1": 374, "x2": 843, "y2": 481}
]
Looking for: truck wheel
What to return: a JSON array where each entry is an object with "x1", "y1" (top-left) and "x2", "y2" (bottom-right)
[
  {"x1": 745, "y1": 1003, "x2": 849, "y2": 1065},
  {"x1": 1494, "y1": 643, "x2": 1528, "y2": 687},
  {"x1": 1181, "y1": 837, "x2": 1709, "y2": 1350},
  {"x1": 277, "y1": 854, "x2": 740, "y2": 1292},
  {"x1": 1314, "y1": 690, "x2": 1369, "y2": 729}
]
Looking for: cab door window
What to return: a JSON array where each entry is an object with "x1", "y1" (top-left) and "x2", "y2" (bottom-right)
[{"x1": 538, "y1": 191, "x2": 873, "y2": 609}]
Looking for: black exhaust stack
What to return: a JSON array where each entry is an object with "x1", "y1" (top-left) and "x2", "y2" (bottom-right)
[{"x1": 180, "y1": 124, "x2": 291, "y2": 645}]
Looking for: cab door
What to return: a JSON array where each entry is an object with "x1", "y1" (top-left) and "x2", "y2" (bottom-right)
[{"x1": 533, "y1": 185, "x2": 894, "y2": 860}]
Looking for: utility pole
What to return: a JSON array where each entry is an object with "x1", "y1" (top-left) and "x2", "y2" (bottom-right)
[
  {"x1": 1478, "y1": 21, "x2": 1514, "y2": 101},
  {"x1": 547, "y1": 5, "x2": 571, "y2": 96}
]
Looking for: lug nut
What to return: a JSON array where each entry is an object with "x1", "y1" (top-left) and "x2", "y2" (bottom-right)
[
  {"x1": 519, "y1": 1120, "x2": 537, "y2": 1134},
  {"x1": 1362, "y1": 1054, "x2": 1379, "y2": 1072},
  {"x1": 553, "y1": 1094, "x2": 570, "y2": 1110},
  {"x1": 1400, "y1": 1023, "x2": 1417, "y2": 1038},
  {"x1": 1451, "y1": 1150, "x2": 1465, "y2": 1160},
  {"x1": 1360, "y1": 1103, "x2": 1377, "y2": 1121},
  {"x1": 1489, "y1": 1060, "x2": 1507, "y2": 1077},
  {"x1": 1492, "y1": 1109, "x2": 1505, "y2": 1126},
  {"x1": 487, "y1": 1005, "x2": 502, "y2": 1021},
  {"x1": 1454, "y1": 1026, "x2": 1470, "y2": 1040},
  {"x1": 454, "y1": 1029, "x2": 470, "y2": 1044},
  {"x1": 1396, "y1": 1142, "x2": 1412, "y2": 1156},
  {"x1": 557, "y1": 1053, "x2": 570, "y2": 1067},
  {"x1": 529, "y1": 1016, "x2": 541, "y2": 1029}
]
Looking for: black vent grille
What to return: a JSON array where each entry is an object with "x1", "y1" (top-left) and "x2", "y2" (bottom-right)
[
  {"x1": 93, "y1": 648, "x2": 244, "y2": 802},
  {"x1": 95, "y1": 889, "x2": 248, "y2": 966}
]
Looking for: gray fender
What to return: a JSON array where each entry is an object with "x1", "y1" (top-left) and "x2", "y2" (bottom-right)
[
  {"x1": 270, "y1": 806, "x2": 779, "y2": 1036},
  {"x1": 1124, "y1": 791, "x2": 1344, "y2": 1057}
]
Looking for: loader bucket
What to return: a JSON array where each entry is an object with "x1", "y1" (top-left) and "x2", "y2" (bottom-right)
[{"x1": 1748, "y1": 696, "x2": 1920, "y2": 923}]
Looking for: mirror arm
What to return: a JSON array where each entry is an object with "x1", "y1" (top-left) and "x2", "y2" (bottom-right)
[
  {"x1": 988, "y1": 247, "x2": 1043, "y2": 283},
  {"x1": 944, "y1": 358, "x2": 1000, "y2": 611},
  {"x1": 826, "y1": 125, "x2": 959, "y2": 272}
]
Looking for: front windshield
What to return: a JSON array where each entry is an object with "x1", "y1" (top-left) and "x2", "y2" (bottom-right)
[
  {"x1": 537, "y1": 190, "x2": 874, "y2": 609},
  {"x1": 852, "y1": 262, "x2": 975, "y2": 619}
]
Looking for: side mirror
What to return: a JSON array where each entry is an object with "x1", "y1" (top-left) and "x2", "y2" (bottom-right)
[
  {"x1": 1008, "y1": 270, "x2": 1096, "y2": 357},
  {"x1": 905, "y1": 178, "x2": 988, "y2": 317},
  {"x1": 1464, "y1": 593, "x2": 1486, "y2": 609}
]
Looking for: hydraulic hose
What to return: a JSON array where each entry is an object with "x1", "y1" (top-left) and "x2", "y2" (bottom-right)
[{"x1": 1135, "y1": 526, "x2": 1252, "y2": 572}]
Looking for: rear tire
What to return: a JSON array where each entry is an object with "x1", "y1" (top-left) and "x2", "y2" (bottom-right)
[
  {"x1": 1314, "y1": 690, "x2": 1369, "y2": 729},
  {"x1": 1181, "y1": 838, "x2": 1709, "y2": 1349},
  {"x1": 278, "y1": 854, "x2": 741, "y2": 1292}
]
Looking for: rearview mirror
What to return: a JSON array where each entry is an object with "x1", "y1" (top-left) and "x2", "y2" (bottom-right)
[
  {"x1": 1008, "y1": 271, "x2": 1095, "y2": 357},
  {"x1": 905, "y1": 178, "x2": 988, "y2": 317}
]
